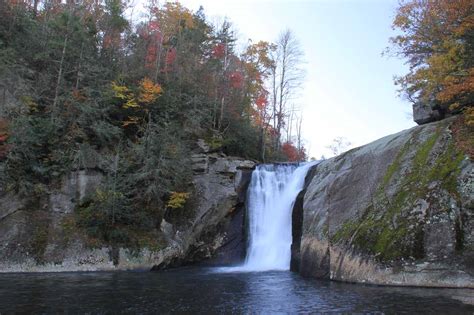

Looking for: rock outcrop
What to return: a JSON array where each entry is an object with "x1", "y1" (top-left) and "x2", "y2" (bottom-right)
[
  {"x1": 0, "y1": 147, "x2": 255, "y2": 272},
  {"x1": 413, "y1": 102, "x2": 444, "y2": 125},
  {"x1": 296, "y1": 117, "x2": 473, "y2": 288}
]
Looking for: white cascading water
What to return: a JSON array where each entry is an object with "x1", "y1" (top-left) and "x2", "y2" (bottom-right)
[{"x1": 219, "y1": 162, "x2": 315, "y2": 272}]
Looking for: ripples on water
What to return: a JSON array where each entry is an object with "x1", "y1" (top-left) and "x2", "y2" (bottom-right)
[{"x1": 0, "y1": 267, "x2": 472, "y2": 313}]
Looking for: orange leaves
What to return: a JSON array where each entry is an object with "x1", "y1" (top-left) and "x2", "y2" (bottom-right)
[
  {"x1": 111, "y1": 78, "x2": 163, "y2": 127},
  {"x1": 138, "y1": 78, "x2": 162, "y2": 104},
  {"x1": 72, "y1": 88, "x2": 87, "y2": 102},
  {"x1": 437, "y1": 68, "x2": 474, "y2": 104}
]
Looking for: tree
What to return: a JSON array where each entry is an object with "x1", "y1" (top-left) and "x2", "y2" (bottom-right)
[
  {"x1": 389, "y1": 0, "x2": 473, "y2": 117},
  {"x1": 281, "y1": 141, "x2": 306, "y2": 162},
  {"x1": 326, "y1": 137, "x2": 352, "y2": 157},
  {"x1": 271, "y1": 29, "x2": 305, "y2": 149},
  {"x1": 242, "y1": 40, "x2": 276, "y2": 161}
]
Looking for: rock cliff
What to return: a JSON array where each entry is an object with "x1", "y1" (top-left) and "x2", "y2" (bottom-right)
[
  {"x1": 294, "y1": 117, "x2": 473, "y2": 288},
  {"x1": 0, "y1": 149, "x2": 254, "y2": 272}
]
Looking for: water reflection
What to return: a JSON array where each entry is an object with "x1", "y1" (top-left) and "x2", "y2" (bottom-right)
[{"x1": 0, "y1": 268, "x2": 472, "y2": 313}]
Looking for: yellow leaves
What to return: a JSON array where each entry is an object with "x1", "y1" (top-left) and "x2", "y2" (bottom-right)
[
  {"x1": 112, "y1": 81, "x2": 138, "y2": 109},
  {"x1": 112, "y1": 78, "x2": 162, "y2": 109},
  {"x1": 95, "y1": 189, "x2": 123, "y2": 203},
  {"x1": 111, "y1": 81, "x2": 132, "y2": 100},
  {"x1": 138, "y1": 78, "x2": 162, "y2": 104},
  {"x1": 111, "y1": 78, "x2": 163, "y2": 127},
  {"x1": 122, "y1": 116, "x2": 140, "y2": 127},
  {"x1": 166, "y1": 192, "x2": 190, "y2": 209},
  {"x1": 154, "y1": 2, "x2": 195, "y2": 43},
  {"x1": 464, "y1": 107, "x2": 474, "y2": 128},
  {"x1": 21, "y1": 96, "x2": 38, "y2": 113}
]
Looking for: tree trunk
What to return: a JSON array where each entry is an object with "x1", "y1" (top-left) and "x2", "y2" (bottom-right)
[
  {"x1": 259, "y1": 126, "x2": 266, "y2": 162},
  {"x1": 52, "y1": 33, "x2": 69, "y2": 120},
  {"x1": 75, "y1": 42, "x2": 84, "y2": 90}
]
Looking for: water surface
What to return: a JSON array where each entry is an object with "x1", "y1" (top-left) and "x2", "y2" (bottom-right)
[{"x1": 0, "y1": 267, "x2": 472, "y2": 313}]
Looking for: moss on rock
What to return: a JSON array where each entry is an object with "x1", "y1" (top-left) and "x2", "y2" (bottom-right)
[{"x1": 331, "y1": 123, "x2": 466, "y2": 263}]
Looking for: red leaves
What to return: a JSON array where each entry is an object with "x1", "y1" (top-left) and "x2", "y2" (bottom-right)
[
  {"x1": 255, "y1": 94, "x2": 267, "y2": 109},
  {"x1": 229, "y1": 71, "x2": 243, "y2": 88},
  {"x1": 163, "y1": 47, "x2": 177, "y2": 72},
  {"x1": 254, "y1": 91, "x2": 270, "y2": 127},
  {"x1": 0, "y1": 118, "x2": 10, "y2": 160},
  {"x1": 282, "y1": 141, "x2": 306, "y2": 162},
  {"x1": 212, "y1": 43, "x2": 226, "y2": 59},
  {"x1": 103, "y1": 31, "x2": 121, "y2": 50},
  {"x1": 145, "y1": 44, "x2": 158, "y2": 69},
  {"x1": 149, "y1": 20, "x2": 160, "y2": 33},
  {"x1": 143, "y1": 20, "x2": 163, "y2": 70}
]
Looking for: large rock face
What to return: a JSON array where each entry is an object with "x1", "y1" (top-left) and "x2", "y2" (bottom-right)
[
  {"x1": 296, "y1": 118, "x2": 473, "y2": 288},
  {"x1": 0, "y1": 152, "x2": 255, "y2": 272}
]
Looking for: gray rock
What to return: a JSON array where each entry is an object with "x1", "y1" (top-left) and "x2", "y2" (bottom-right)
[
  {"x1": 49, "y1": 170, "x2": 102, "y2": 213},
  {"x1": 413, "y1": 102, "x2": 442, "y2": 125},
  {"x1": 196, "y1": 139, "x2": 210, "y2": 153},
  {"x1": 296, "y1": 117, "x2": 474, "y2": 288},
  {"x1": 191, "y1": 154, "x2": 209, "y2": 174},
  {"x1": 0, "y1": 153, "x2": 255, "y2": 272},
  {"x1": 160, "y1": 219, "x2": 175, "y2": 241}
]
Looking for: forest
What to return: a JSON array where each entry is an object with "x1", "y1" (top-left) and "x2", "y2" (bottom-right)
[{"x1": 0, "y1": 0, "x2": 307, "y2": 247}]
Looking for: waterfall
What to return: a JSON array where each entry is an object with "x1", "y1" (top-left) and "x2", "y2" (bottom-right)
[
  {"x1": 243, "y1": 163, "x2": 314, "y2": 271},
  {"x1": 218, "y1": 162, "x2": 315, "y2": 272}
]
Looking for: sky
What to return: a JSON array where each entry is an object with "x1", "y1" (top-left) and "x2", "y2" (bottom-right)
[{"x1": 135, "y1": 0, "x2": 417, "y2": 158}]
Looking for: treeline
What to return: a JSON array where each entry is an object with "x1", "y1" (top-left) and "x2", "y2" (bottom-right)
[{"x1": 0, "y1": 0, "x2": 306, "y2": 247}]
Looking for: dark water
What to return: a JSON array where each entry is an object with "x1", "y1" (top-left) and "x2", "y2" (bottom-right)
[{"x1": 0, "y1": 267, "x2": 472, "y2": 314}]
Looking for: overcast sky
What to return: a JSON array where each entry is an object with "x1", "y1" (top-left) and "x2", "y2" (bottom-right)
[{"x1": 134, "y1": 0, "x2": 416, "y2": 158}]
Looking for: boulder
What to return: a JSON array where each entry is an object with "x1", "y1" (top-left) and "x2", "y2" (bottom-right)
[
  {"x1": 296, "y1": 117, "x2": 474, "y2": 288},
  {"x1": 413, "y1": 102, "x2": 442, "y2": 125}
]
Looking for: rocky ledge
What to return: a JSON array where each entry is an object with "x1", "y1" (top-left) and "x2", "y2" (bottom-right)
[{"x1": 0, "y1": 145, "x2": 255, "y2": 272}]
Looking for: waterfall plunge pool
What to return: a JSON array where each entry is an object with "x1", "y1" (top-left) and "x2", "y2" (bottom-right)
[{"x1": 0, "y1": 268, "x2": 472, "y2": 313}]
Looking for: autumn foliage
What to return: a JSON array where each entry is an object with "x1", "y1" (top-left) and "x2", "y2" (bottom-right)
[
  {"x1": 390, "y1": 0, "x2": 474, "y2": 116},
  {"x1": 0, "y1": 119, "x2": 9, "y2": 160},
  {"x1": 282, "y1": 141, "x2": 306, "y2": 162}
]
